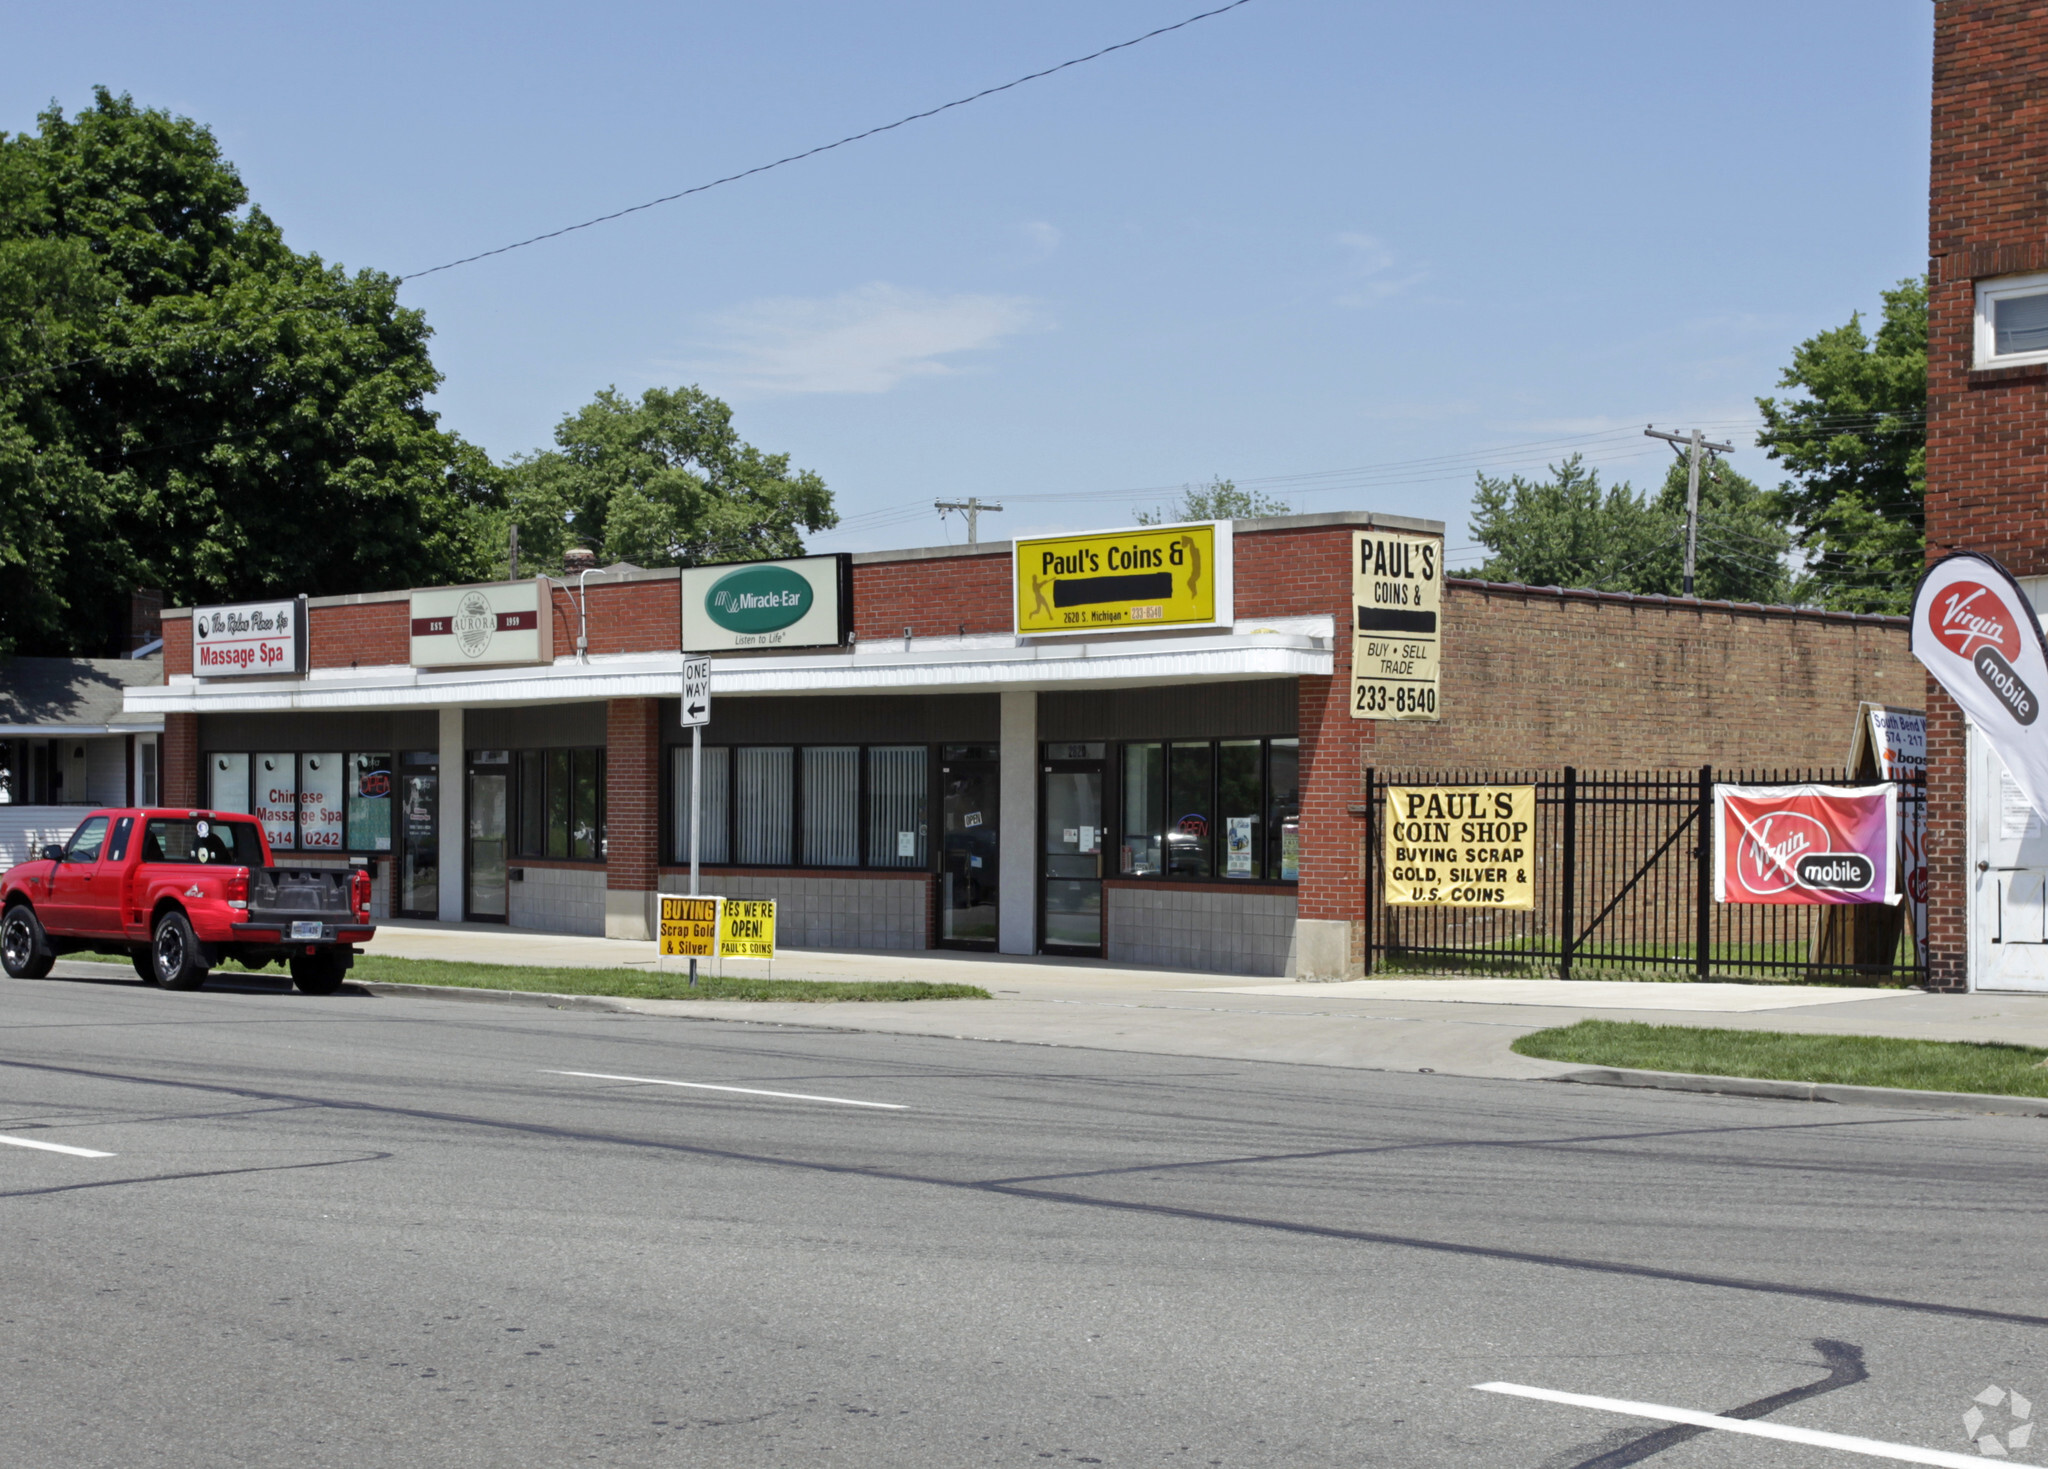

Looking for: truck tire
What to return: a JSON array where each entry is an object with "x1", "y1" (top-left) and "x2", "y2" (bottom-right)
[
  {"x1": 150, "y1": 912, "x2": 209, "y2": 991},
  {"x1": 130, "y1": 949, "x2": 154, "y2": 983},
  {"x1": 289, "y1": 952, "x2": 348, "y2": 995},
  {"x1": 1, "y1": 905, "x2": 55, "y2": 979}
]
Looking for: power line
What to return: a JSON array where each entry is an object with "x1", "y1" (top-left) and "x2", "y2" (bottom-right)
[{"x1": 400, "y1": 0, "x2": 1260, "y2": 282}]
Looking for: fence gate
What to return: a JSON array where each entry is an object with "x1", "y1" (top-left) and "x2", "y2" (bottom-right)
[{"x1": 1362, "y1": 767, "x2": 1926, "y2": 985}]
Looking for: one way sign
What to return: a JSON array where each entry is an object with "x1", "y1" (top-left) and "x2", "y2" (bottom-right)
[{"x1": 681, "y1": 656, "x2": 712, "y2": 727}]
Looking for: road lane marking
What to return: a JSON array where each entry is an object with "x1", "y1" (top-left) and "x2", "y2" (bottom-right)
[
  {"x1": 544, "y1": 1071, "x2": 907, "y2": 1110},
  {"x1": 1475, "y1": 1382, "x2": 1985, "y2": 1467},
  {"x1": 0, "y1": 1133, "x2": 115, "y2": 1158}
]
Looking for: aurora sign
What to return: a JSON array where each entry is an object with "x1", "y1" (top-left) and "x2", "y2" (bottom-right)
[
  {"x1": 1912, "y1": 550, "x2": 2048, "y2": 824},
  {"x1": 679, "y1": 554, "x2": 850, "y2": 652}
]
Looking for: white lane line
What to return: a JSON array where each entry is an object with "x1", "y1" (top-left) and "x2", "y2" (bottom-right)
[
  {"x1": 545, "y1": 1071, "x2": 907, "y2": 1110},
  {"x1": 0, "y1": 1133, "x2": 115, "y2": 1158},
  {"x1": 1475, "y1": 1382, "x2": 1986, "y2": 1468}
]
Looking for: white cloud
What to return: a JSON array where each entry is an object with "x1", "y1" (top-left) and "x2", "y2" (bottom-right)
[
  {"x1": 1335, "y1": 231, "x2": 1426, "y2": 307},
  {"x1": 683, "y1": 283, "x2": 1040, "y2": 395},
  {"x1": 1021, "y1": 220, "x2": 1062, "y2": 255}
]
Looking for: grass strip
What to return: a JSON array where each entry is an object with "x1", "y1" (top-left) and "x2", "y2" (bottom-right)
[
  {"x1": 1513, "y1": 1019, "x2": 2048, "y2": 1098},
  {"x1": 331, "y1": 954, "x2": 991, "y2": 1002}
]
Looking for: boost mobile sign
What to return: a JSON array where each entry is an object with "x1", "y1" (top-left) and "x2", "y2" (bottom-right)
[
  {"x1": 680, "y1": 554, "x2": 850, "y2": 652},
  {"x1": 192, "y1": 597, "x2": 307, "y2": 677},
  {"x1": 1912, "y1": 551, "x2": 2048, "y2": 822}
]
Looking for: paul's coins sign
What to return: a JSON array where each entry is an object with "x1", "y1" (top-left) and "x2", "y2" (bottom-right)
[
  {"x1": 1383, "y1": 784, "x2": 1535, "y2": 908},
  {"x1": 1351, "y1": 530, "x2": 1441, "y2": 720}
]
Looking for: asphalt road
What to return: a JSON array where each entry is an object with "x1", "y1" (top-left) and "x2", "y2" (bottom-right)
[{"x1": 4, "y1": 969, "x2": 2046, "y2": 1468}]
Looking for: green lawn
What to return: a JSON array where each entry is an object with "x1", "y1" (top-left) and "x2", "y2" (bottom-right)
[
  {"x1": 318, "y1": 954, "x2": 990, "y2": 1002},
  {"x1": 1513, "y1": 1019, "x2": 2048, "y2": 1098}
]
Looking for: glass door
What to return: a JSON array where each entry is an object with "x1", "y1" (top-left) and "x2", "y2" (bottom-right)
[
  {"x1": 467, "y1": 753, "x2": 509, "y2": 922},
  {"x1": 1041, "y1": 743, "x2": 1106, "y2": 955},
  {"x1": 399, "y1": 752, "x2": 439, "y2": 918},
  {"x1": 939, "y1": 745, "x2": 999, "y2": 948}
]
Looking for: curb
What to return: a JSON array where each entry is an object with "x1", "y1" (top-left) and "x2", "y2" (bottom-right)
[
  {"x1": 1557, "y1": 1065, "x2": 2048, "y2": 1118},
  {"x1": 355, "y1": 981, "x2": 636, "y2": 1014}
]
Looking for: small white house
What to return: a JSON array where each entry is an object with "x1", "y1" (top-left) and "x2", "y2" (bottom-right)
[{"x1": 0, "y1": 656, "x2": 164, "y2": 864}]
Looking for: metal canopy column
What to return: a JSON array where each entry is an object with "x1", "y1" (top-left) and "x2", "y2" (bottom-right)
[
  {"x1": 437, "y1": 706, "x2": 464, "y2": 924},
  {"x1": 998, "y1": 691, "x2": 1037, "y2": 955}
]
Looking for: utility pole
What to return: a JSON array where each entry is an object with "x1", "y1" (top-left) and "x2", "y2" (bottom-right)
[
  {"x1": 1644, "y1": 425, "x2": 1734, "y2": 597},
  {"x1": 508, "y1": 523, "x2": 519, "y2": 580},
  {"x1": 935, "y1": 496, "x2": 1003, "y2": 545}
]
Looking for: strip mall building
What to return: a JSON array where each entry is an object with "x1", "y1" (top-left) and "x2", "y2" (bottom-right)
[{"x1": 130, "y1": 511, "x2": 1916, "y2": 977}]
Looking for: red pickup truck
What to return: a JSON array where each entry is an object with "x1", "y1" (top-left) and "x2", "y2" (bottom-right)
[{"x1": 0, "y1": 808, "x2": 375, "y2": 994}]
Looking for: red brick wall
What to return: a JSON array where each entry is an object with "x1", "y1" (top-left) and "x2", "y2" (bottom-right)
[
  {"x1": 1922, "y1": 2, "x2": 2048, "y2": 986},
  {"x1": 310, "y1": 601, "x2": 407, "y2": 669},
  {"x1": 852, "y1": 553, "x2": 1012, "y2": 639},
  {"x1": 164, "y1": 615, "x2": 191, "y2": 676},
  {"x1": 164, "y1": 711, "x2": 198, "y2": 806},
  {"x1": 606, "y1": 698, "x2": 661, "y2": 895}
]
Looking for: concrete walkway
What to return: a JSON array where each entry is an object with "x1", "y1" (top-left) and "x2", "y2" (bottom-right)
[{"x1": 353, "y1": 920, "x2": 2048, "y2": 1082}]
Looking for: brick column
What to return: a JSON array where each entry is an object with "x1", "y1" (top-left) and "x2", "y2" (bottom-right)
[
  {"x1": 1924, "y1": 677, "x2": 1968, "y2": 990},
  {"x1": 604, "y1": 697, "x2": 662, "y2": 940},
  {"x1": 164, "y1": 711, "x2": 199, "y2": 807},
  {"x1": 1295, "y1": 662, "x2": 1373, "y2": 978}
]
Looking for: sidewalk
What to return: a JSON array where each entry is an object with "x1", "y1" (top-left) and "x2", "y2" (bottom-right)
[{"x1": 365, "y1": 921, "x2": 2048, "y2": 1081}]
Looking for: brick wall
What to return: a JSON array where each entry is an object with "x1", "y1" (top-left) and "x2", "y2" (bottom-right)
[
  {"x1": 1922, "y1": 2, "x2": 2048, "y2": 987},
  {"x1": 310, "y1": 600, "x2": 408, "y2": 669},
  {"x1": 163, "y1": 711, "x2": 198, "y2": 806},
  {"x1": 606, "y1": 698, "x2": 660, "y2": 895},
  {"x1": 1374, "y1": 582, "x2": 1916, "y2": 771},
  {"x1": 852, "y1": 552, "x2": 1012, "y2": 639}
]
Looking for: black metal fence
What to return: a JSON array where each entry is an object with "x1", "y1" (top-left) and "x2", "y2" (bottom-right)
[{"x1": 1362, "y1": 767, "x2": 1927, "y2": 985}]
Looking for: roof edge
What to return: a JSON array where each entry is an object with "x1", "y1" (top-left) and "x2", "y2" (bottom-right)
[{"x1": 1448, "y1": 577, "x2": 1910, "y2": 627}]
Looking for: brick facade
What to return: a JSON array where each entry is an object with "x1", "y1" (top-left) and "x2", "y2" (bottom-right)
[
  {"x1": 605, "y1": 698, "x2": 661, "y2": 896},
  {"x1": 1922, "y1": 2, "x2": 2048, "y2": 987},
  {"x1": 163, "y1": 711, "x2": 198, "y2": 806}
]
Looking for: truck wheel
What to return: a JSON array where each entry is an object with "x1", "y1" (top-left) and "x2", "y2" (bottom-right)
[
  {"x1": 1, "y1": 906, "x2": 55, "y2": 979},
  {"x1": 150, "y1": 913, "x2": 209, "y2": 991},
  {"x1": 289, "y1": 953, "x2": 348, "y2": 996},
  {"x1": 130, "y1": 949, "x2": 154, "y2": 983}
]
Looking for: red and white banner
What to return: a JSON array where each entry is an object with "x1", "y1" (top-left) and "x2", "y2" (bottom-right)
[
  {"x1": 1714, "y1": 784, "x2": 1900, "y2": 905},
  {"x1": 1912, "y1": 551, "x2": 2048, "y2": 824}
]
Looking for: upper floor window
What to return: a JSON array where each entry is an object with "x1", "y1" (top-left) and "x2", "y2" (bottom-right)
[{"x1": 1976, "y1": 272, "x2": 2048, "y2": 367}]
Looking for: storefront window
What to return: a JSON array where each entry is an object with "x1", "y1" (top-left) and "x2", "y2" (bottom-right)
[
  {"x1": 735, "y1": 747, "x2": 794, "y2": 864},
  {"x1": 801, "y1": 747, "x2": 859, "y2": 866},
  {"x1": 299, "y1": 753, "x2": 346, "y2": 851},
  {"x1": 1268, "y1": 738, "x2": 1300, "y2": 881},
  {"x1": 1167, "y1": 743, "x2": 1214, "y2": 878},
  {"x1": 350, "y1": 753, "x2": 393, "y2": 851},
  {"x1": 210, "y1": 753, "x2": 251, "y2": 814},
  {"x1": 1218, "y1": 740, "x2": 1262, "y2": 879},
  {"x1": 867, "y1": 746, "x2": 927, "y2": 868},
  {"x1": 571, "y1": 749, "x2": 601, "y2": 860},
  {"x1": 517, "y1": 751, "x2": 545, "y2": 857},
  {"x1": 255, "y1": 753, "x2": 298, "y2": 850},
  {"x1": 1121, "y1": 743, "x2": 1165, "y2": 875},
  {"x1": 545, "y1": 750, "x2": 570, "y2": 857},
  {"x1": 672, "y1": 745, "x2": 731, "y2": 864}
]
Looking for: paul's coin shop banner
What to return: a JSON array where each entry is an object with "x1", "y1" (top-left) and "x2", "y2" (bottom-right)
[{"x1": 1383, "y1": 785, "x2": 1535, "y2": 908}]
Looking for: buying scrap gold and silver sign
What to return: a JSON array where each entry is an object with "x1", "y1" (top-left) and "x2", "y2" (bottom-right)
[
  {"x1": 1383, "y1": 785, "x2": 1535, "y2": 908},
  {"x1": 1351, "y1": 529, "x2": 1441, "y2": 720}
]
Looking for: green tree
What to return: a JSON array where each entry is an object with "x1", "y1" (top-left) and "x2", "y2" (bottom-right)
[
  {"x1": 0, "y1": 88, "x2": 499, "y2": 654},
  {"x1": 501, "y1": 385, "x2": 835, "y2": 571},
  {"x1": 1134, "y1": 477, "x2": 1288, "y2": 525},
  {"x1": 1756, "y1": 277, "x2": 1926, "y2": 614},
  {"x1": 1458, "y1": 453, "x2": 1790, "y2": 602}
]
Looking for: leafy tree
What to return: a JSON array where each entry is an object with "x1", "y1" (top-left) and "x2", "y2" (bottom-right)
[
  {"x1": 500, "y1": 385, "x2": 835, "y2": 571},
  {"x1": 0, "y1": 88, "x2": 500, "y2": 654},
  {"x1": 1755, "y1": 277, "x2": 1926, "y2": 614},
  {"x1": 1458, "y1": 453, "x2": 1790, "y2": 602},
  {"x1": 1135, "y1": 477, "x2": 1288, "y2": 525}
]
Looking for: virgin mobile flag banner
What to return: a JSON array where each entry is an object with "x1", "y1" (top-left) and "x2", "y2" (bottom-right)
[
  {"x1": 1912, "y1": 550, "x2": 2048, "y2": 822},
  {"x1": 1714, "y1": 784, "x2": 1900, "y2": 905}
]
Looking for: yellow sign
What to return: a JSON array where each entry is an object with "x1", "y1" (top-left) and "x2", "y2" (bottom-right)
[
  {"x1": 1014, "y1": 522, "x2": 1224, "y2": 634},
  {"x1": 658, "y1": 894, "x2": 720, "y2": 957},
  {"x1": 719, "y1": 898, "x2": 777, "y2": 959},
  {"x1": 1351, "y1": 529, "x2": 1442, "y2": 720},
  {"x1": 1384, "y1": 785, "x2": 1535, "y2": 908}
]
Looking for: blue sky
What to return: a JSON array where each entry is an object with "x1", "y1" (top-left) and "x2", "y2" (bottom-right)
[{"x1": 6, "y1": 1, "x2": 1932, "y2": 562}]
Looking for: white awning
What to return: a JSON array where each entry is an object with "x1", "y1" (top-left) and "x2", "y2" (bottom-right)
[{"x1": 124, "y1": 620, "x2": 1334, "y2": 714}]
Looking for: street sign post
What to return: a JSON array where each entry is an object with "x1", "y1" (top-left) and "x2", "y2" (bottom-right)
[{"x1": 681, "y1": 656, "x2": 713, "y2": 984}]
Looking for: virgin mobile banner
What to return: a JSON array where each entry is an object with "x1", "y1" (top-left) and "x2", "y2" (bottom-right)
[
  {"x1": 1912, "y1": 550, "x2": 2048, "y2": 823},
  {"x1": 1714, "y1": 785, "x2": 1900, "y2": 906}
]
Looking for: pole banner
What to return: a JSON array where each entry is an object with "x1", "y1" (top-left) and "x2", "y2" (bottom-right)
[
  {"x1": 1911, "y1": 550, "x2": 2048, "y2": 821},
  {"x1": 1714, "y1": 784, "x2": 1900, "y2": 905}
]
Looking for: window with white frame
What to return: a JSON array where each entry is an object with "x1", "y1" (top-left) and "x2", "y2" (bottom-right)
[{"x1": 1976, "y1": 272, "x2": 2048, "y2": 367}]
